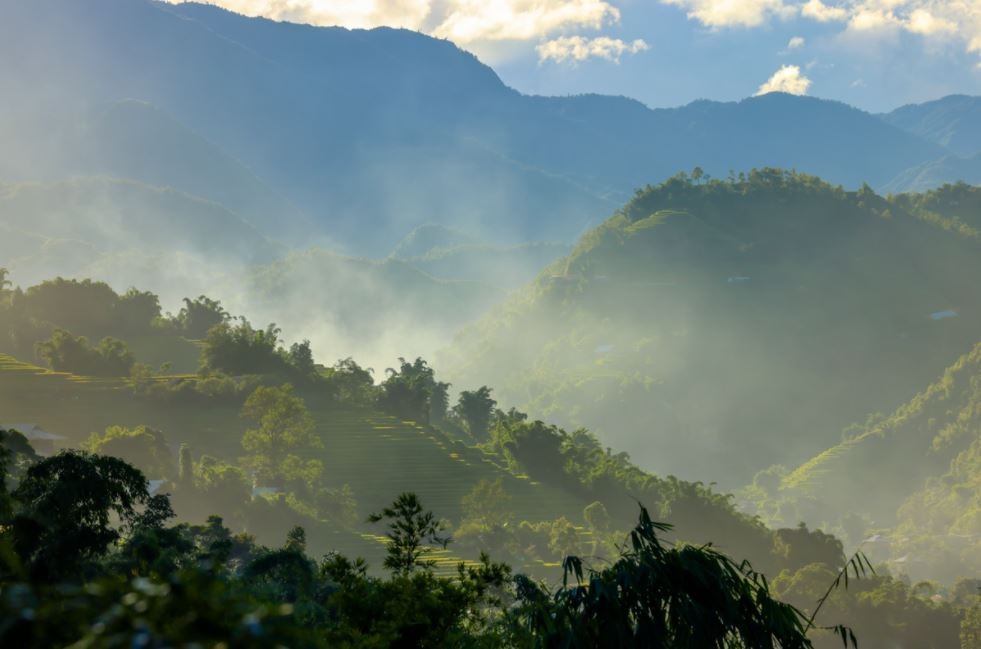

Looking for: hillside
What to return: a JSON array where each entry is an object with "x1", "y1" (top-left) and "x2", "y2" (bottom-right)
[
  {"x1": 752, "y1": 340, "x2": 981, "y2": 582},
  {"x1": 442, "y1": 171, "x2": 981, "y2": 486},
  {"x1": 882, "y1": 95, "x2": 981, "y2": 157},
  {"x1": 0, "y1": 100, "x2": 312, "y2": 239},
  {"x1": 884, "y1": 154, "x2": 981, "y2": 194},
  {"x1": 391, "y1": 224, "x2": 570, "y2": 289},
  {"x1": 0, "y1": 0, "x2": 959, "y2": 254},
  {"x1": 0, "y1": 177, "x2": 282, "y2": 299}
]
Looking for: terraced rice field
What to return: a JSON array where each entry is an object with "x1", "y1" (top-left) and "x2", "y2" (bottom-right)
[{"x1": 0, "y1": 354, "x2": 594, "y2": 573}]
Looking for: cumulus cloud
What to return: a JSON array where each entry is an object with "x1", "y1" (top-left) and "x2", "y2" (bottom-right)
[
  {"x1": 536, "y1": 35, "x2": 649, "y2": 63},
  {"x1": 661, "y1": 0, "x2": 795, "y2": 28},
  {"x1": 161, "y1": 0, "x2": 432, "y2": 30},
  {"x1": 659, "y1": 0, "x2": 981, "y2": 62},
  {"x1": 755, "y1": 64, "x2": 812, "y2": 95},
  {"x1": 801, "y1": 0, "x2": 847, "y2": 22},
  {"x1": 433, "y1": 0, "x2": 621, "y2": 43},
  {"x1": 163, "y1": 0, "x2": 623, "y2": 45},
  {"x1": 905, "y1": 8, "x2": 957, "y2": 36},
  {"x1": 788, "y1": 35, "x2": 806, "y2": 48}
]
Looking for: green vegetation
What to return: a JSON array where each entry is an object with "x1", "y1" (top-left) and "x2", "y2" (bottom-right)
[
  {"x1": 756, "y1": 339, "x2": 981, "y2": 583},
  {"x1": 0, "y1": 435, "x2": 866, "y2": 647},
  {"x1": 443, "y1": 170, "x2": 981, "y2": 485}
]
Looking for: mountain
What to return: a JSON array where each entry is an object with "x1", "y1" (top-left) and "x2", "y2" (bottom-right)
[
  {"x1": 441, "y1": 172, "x2": 981, "y2": 486},
  {"x1": 882, "y1": 95, "x2": 981, "y2": 157},
  {"x1": 0, "y1": 0, "x2": 956, "y2": 254},
  {"x1": 391, "y1": 224, "x2": 569, "y2": 289},
  {"x1": 755, "y1": 340, "x2": 981, "y2": 582},
  {"x1": 0, "y1": 100, "x2": 312, "y2": 239},
  {"x1": 883, "y1": 154, "x2": 981, "y2": 194}
]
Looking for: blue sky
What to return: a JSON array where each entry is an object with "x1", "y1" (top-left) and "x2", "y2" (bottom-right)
[{"x1": 166, "y1": 0, "x2": 981, "y2": 112}]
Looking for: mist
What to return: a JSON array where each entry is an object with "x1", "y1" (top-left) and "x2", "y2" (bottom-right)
[{"x1": 2, "y1": 0, "x2": 981, "y2": 631}]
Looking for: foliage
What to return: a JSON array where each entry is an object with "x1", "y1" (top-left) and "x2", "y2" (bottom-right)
[
  {"x1": 368, "y1": 492, "x2": 450, "y2": 575},
  {"x1": 507, "y1": 505, "x2": 853, "y2": 649},
  {"x1": 240, "y1": 384, "x2": 322, "y2": 486},
  {"x1": 378, "y1": 357, "x2": 441, "y2": 423},
  {"x1": 6, "y1": 450, "x2": 172, "y2": 581},
  {"x1": 35, "y1": 328, "x2": 135, "y2": 376},
  {"x1": 175, "y1": 295, "x2": 229, "y2": 339},
  {"x1": 322, "y1": 356, "x2": 376, "y2": 404},
  {"x1": 84, "y1": 425, "x2": 175, "y2": 479},
  {"x1": 454, "y1": 386, "x2": 496, "y2": 441}
]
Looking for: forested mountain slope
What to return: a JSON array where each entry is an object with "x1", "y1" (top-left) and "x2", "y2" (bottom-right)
[
  {"x1": 443, "y1": 172, "x2": 981, "y2": 486},
  {"x1": 750, "y1": 340, "x2": 981, "y2": 582},
  {"x1": 882, "y1": 95, "x2": 981, "y2": 157}
]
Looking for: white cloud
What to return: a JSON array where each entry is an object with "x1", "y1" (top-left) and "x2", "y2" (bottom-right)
[
  {"x1": 788, "y1": 35, "x2": 806, "y2": 48},
  {"x1": 433, "y1": 0, "x2": 621, "y2": 43},
  {"x1": 661, "y1": 0, "x2": 795, "y2": 28},
  {"x1": 755, "y1": 64, "x2": 812, "y2": 95},
  {"x1": 163, "y1": 0, "x2": 626, "y2": 45},
  {"x1": 905, "y1": 8, "x2": 956, "y2": 36},
  {"x1": 161, "y1": 0, "x2": 433, "y2": 30},
  {"x1": 801, "y1": 0, "x2": 847, "y2": 22},
  {"x1": 536, "y1": 35, "x2": 649, "y2": 63}
]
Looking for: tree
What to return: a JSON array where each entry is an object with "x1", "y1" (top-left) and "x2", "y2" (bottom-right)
[
  {"x1": 178, "y1": 443, "x2": 194, "y2": 492},
  {"x1": 288, "y1": 340, "x2": 316, "y2": 376},
  {"x1": 241, "y1": 384, "x2": 322, "y2": 486},
  {"x1": 9, "y1": 450, "x2": 171, "y2": 581},
  {"x1": 326, "y1": 357, "x2": 375, "y2": 404},
  {"x1": 378, "y1": 357, "x2": 437, "y2": 423},
  {"x1": 0, "y1": 267, "x2": 10, "y2": 291},
  {"x1": 454, "y1": 386, "x2": 496, "y2": 441},
  {"x1": 430, "y1": 380, "x2": 450, "y2": 425},
  {"x1": 368, "y1": 493, "x2": 449, "y2": 575},
  {"x1": 117, "y1": 287, "x2": 161, "y2": 333},
  {"x1": 200, "y1": 319, "x2": 287, "y2": 376},
  {"x1": 583, "y1": 501, "x2": 611, "y2": 532},
  {"x1": 84, "y1": 425, "x2": 175, "y2": 479},
  {"x1": 692, "y1": 166, "x2": 705, "y2": 184},
  {"x1": 511, "y1": 505, "x2": 857, "y2": 648},
  {"x1": 35, "y1": 329, "x2": 135, "y2": 376},
  {"x1": 177, "y1": 295, "x2": 229, "y2": 339},
  {"x1": 963, "y1": 602, "x2": 981, "y2": 649},
  {"x1": 461, "y1": 478, "x2": 512, "y2": 530}
]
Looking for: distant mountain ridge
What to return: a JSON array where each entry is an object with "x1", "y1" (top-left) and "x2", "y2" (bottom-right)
[{"x1": 1, "y1": 0, "x2": 976, "y2": 253}]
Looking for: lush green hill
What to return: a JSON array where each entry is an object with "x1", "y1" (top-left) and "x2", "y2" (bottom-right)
[
  {"x1": 752, "y1": 340, "x2": 981, "y2": 582},
  {"x1": 442, "y1": 171, "x2": 981, "y2": 486}
]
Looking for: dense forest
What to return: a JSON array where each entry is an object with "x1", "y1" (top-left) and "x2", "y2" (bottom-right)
[
  {"x1": 0, "y1": 261, "x2": 977, "y2": 646},
  {"x1": 444, "y1": 172, "x2": 981, "y2": 484}
]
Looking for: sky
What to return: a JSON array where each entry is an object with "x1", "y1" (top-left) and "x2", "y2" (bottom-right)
[{"x1": 165, "y1": 1, "x2": 981, "y2": 112}]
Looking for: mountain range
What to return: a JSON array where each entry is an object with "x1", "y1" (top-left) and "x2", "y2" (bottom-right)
[{"x1": 3, "y1": 0, "x2": 981, "y2": 256}]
